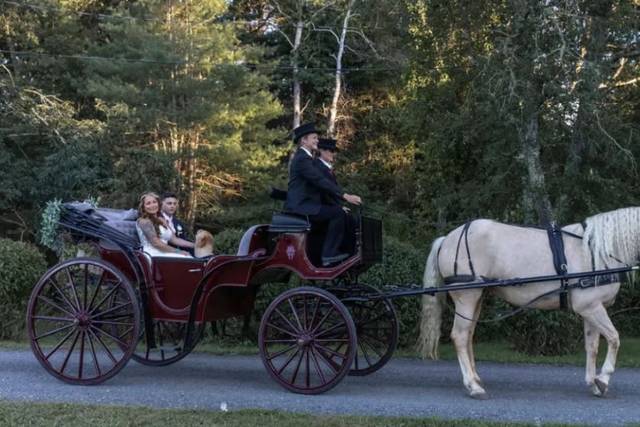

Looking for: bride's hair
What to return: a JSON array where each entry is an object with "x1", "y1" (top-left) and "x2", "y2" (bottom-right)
[{"x1": 137, "y1": 192, "x2": 164, "y2": 235}]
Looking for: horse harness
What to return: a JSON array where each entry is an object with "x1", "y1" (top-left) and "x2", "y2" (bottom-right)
[{"x1": 441, "y1": 220, "x2": 620, "y2": 311}]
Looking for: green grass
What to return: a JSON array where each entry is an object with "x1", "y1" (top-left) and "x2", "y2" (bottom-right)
[
  {"x1": 398, "y1": 337, "x2": 640, "y2": 368},
  {"x1": 4, "y1": 337, "x2": 640, "y2": 367},
  {"x1": 0, "y1": 400, "x2": 580, "y2": 427}
]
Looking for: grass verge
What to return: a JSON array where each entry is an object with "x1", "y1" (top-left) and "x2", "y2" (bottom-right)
[
  {"x1": 3, "y1": 337, "x2": 640, "y2": 368},
  {"x1": 0, "y1": 400, "x2": 578, "y2": 427}
]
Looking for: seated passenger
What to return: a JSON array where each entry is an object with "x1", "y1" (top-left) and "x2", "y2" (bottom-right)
[
  {"x1": 136, "y1": 192, "x2": 194, "y2": 258},
  {"x1": 161, "y1": 192, "x2": 194, "y2": 255}
]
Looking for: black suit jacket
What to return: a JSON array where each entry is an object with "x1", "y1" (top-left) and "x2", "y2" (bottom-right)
[
  {"x1": 164, "y1": 215, "x2": 190, "y2": 240},
  {"x1": 313, "y1": 158, "x2": 342, "y2": 206},
  {"x1": 285, "y1": 148, "x2": 344, "y2": 215}
]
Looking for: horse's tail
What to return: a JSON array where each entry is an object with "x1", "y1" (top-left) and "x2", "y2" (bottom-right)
[{"x1": 417, "y1": 236, "x2": 446, "y2": 360}]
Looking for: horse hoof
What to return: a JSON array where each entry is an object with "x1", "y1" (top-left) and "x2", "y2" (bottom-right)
[
  {"x1": 594, "y1": 378, "x2": 608, "y2": 397},
  {"x1": 470, "y1": 391, "x2": 489, "y2": 400}
]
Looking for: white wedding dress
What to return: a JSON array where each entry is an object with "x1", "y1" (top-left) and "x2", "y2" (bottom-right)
[{"x1": 136, "y1": 224, "x2": 191, "y2": 258}]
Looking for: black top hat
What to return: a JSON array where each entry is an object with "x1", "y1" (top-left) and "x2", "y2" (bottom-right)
[
  {"x1": 318, "y1": 138, "x2": 338, "y2": 152},
  {"x1": 292, "y1": 122, "x2": 318, "y2": 143}
]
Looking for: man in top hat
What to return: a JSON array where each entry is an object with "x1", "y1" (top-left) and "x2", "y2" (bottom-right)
[
  {"x1": 285, "y1": 122, "x2": 362, "y2": 266},
  {"x1": 314, "y1": 137, "x2": 357, "y2": 254}
]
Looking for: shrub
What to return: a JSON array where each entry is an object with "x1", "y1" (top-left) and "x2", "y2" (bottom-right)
[
  {"x1": 0, "y1": 238, "x2": 47, "y2": 340},
  {"x1": 213, "y1": 228, "x2": 245, "y2": 255},
  {"x1": 503, "y1": 308, "x2": 583, "y2": 356},
  {"x1": 360, "y1": 237, "x2": 426, "y2": 348}
]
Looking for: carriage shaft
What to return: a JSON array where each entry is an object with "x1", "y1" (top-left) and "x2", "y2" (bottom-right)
[{"x1": 345, "y1": 265, "x2": 638, "y2": 302}]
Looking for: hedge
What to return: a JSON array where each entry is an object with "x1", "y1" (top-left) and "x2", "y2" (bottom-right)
[{"x1": 0, "y1": 238, "x2": 47, "y2": 340}]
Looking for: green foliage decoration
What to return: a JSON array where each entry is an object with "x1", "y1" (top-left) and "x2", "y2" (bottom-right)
[
  {"x1": 0, "y1": 238, "x2": 47, "y2": 340},
  {"x1": 39, "y1": 199, "x2": 63, "y2": 253}
]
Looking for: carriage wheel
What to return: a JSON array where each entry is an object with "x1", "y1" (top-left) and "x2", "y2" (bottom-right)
[
  {"x1": 341, "y1": 284, "x2": 399, "y2": 376},
  {"x1": 27, "y1": 258, "x2": 140, "y2": 385},
  {"x1": 259, "y1": 287, "x2": 356, "y2": 394},
  {"x1": 131, "y1": 319, "x2": 204, "y2": 367}
]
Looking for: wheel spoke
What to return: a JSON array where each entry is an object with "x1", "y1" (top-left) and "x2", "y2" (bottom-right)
[
  {"x1": 290, "y1": 347, "x2": 305, "y2": 385},
  {"x1": 305, "y1": 348, "x2": 311, "y2": 388},
  {"x1": 83, "y1": 264, "x2": 89, "y2": 310},
  {"x1": 359, "y1": 335, "x2": 385, "y2": 359},
  {"x1": 86, "y1": 271, "x2": 106, "y2": 312},
  {"x1": 309, "y1": 346, "x2": 327, "y2": 384},
  {"x1": 311, "y1": 345, "x2": 339, "y2": 374},
  {"x1": 60, "y1": 330, "x2": 81, "y2": 375},
  {"x1": 307, "y1": 296, "x2": 321, "y2": 331},
  {"x1": 358, "y1": 337, "x2": 376, "y2": 366},
  {"x1": 33, "y1": 315, "x2": 75, "y2": 323},
  {"x1": 266, "y1": 322, "x2": 298, "y2": 338},
  {"x1": 263, "y1": 339, "x2": 297, "y2": 344},
  {"x1": 287, "y1": 298, "x2": 304, "y2": 332},
  {"x1": 36, "y1": 295, "x2": 76, "y2": 318},
  {"x1": 276, "y1": 347, "x2": 301, "y2": 375},
  {"x1": 65, "y1": 268, "x2": 82, "y2": 312},
  {"x1": 90, "y1": 325, "x2": 128, "y2": 349},
  {"x1": 274, "y1": 308, "x2": 301, "y2": 335},
  {"x1": 34, "y1": 323, "x2": 75, "y2": 341},
  {"x1": 92, "y1": 301, "x2": 132, "y2": 319},
  {"x1": 92, "y1": 320, "x2": 134, "y2": 327},
  {"x1": 43, "y1": 327, "x2": 77, "y2": 360},
  {"x1": 266, "y1": 343, "x2": 298, "y2": 361},
  {"x1": 87, "y1": 328, "x2": 102, "y2": 377},
  {"x1": 78, "y1": 331, "x2": 86, "y2": 379},
  {"x1": 48, "y1": 278, "x2": 78, "y2": 312},
  {"x1": 89, "y1": 281, "x2": 123, "y2": 315},
  {"x1": 87, "y1": 327, "x2": 117, "y2": 364},
  {"x1": 309, "y1": 306, "x2": 336, "y2": 335},
  {"x1": 117, "y1": 326, "x2": 135, "y2": 341},
  {"x1": 313, "y1": 342, "x2": 348, "y2": 361},
  {"x1": 314, "y1": 321, "x2": 346, "y2": 339}
]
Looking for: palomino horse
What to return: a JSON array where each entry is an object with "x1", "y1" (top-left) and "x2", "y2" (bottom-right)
[{"x1": 417, "y1": 207, "x2": 640, "y2": 399}]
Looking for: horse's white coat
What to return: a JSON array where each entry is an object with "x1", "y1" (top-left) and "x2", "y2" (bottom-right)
[{"x1": 417, "y1": 208, "x2": 638, "y2": 398}]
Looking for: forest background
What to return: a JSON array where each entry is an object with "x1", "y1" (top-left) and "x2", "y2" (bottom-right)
[{"x1": 1, "y1": 0, "x2": 640, "y2": 353}]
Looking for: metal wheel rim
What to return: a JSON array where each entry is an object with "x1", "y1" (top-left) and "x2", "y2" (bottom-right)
[
  {"x1": 259, "y1": 286, "x2": 356, "y2": 394},
  {"x1": 27, "y1": 258, "x2": 140, "y2": 385},
  {"x1": 342, "y1": 284, "x2": 399, "y2": 376}
]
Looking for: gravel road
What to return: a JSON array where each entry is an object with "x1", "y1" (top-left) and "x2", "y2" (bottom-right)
[{"x1": 1, "y1": 349, "x2": 639, "y2": 425}]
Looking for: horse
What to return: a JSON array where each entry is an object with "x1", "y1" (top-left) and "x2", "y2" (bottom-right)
[{"x1": 417, "y1": 207, "x2": 640, "y2": 399}]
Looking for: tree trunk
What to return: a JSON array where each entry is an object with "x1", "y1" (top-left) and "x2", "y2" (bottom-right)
[
  {"x1": 292, "y1": 20, "x2": 304, "y2": 128},
  {"x1": 520, "y1": 105, "x2": 552, "y2": 225},
  {"x1": 327, "y1": 0, "x2": 354, "y2": 136},
  {"x1": 562, "y1": 1, "x2": 612, "y2": 214}
]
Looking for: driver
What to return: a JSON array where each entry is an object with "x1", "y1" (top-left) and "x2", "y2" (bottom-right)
[{"x1": 284, "y1": 123, "x2": 362, "y2": 266}]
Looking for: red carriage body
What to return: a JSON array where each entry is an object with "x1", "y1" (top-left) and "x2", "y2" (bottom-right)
[{"x1": 27, "y1": 203, "x2": 396, "y2": 394}]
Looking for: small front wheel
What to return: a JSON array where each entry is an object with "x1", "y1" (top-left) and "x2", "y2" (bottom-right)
[{"x1": 259, "y1": 287, "x2": 356, "y2": 394}]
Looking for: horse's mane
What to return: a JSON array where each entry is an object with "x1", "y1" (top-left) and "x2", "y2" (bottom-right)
[{"x1": 583, "y1": 207, "x2": 640, "y2": 268}]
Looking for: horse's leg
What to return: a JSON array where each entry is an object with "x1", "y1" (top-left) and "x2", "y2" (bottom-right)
[
  {"x1": 450, "y1": 289, "x2": 487, "y2": 399},
  {"x1": 468, "y1": 295, "x2": 483, "y2": 387},
  {"x1": 583, "y1": 318, "x2": 600, "y2": 395},
  {"x1": 579, "y1": 304, "x2": 619, "y2": 397}
]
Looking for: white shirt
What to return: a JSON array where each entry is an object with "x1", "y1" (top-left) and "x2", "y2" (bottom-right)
[
  {"x1": 300, "y1": 147, "x2": 313, "y2": 158},
  {"x1": 161, "y1": 212, "x2": 176, "y2": 233},
  {"x1": 320, "y1": 159, "x2": 333, "y2": 170}
]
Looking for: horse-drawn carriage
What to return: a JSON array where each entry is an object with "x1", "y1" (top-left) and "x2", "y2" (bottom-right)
[
  {"x1": 27, "y1": 201, "x2": 398, "y2": 394},
  {"x1": 28, "y1": 200, "x2": 638, "y2": 397}
]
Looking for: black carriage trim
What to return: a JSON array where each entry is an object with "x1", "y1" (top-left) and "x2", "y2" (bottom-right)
[{"x1": 56, "y1": 203, "x2": 156, "y2": 350}]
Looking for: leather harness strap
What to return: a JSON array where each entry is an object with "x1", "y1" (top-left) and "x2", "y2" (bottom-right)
[{"x1": 546, "y1": 222, "x2": 570, "y2": 309}]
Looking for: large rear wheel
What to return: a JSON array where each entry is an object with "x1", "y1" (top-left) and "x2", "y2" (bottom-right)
[
  {"x1": 27, "y1": 258, "x2": 140, "y2": 385},
  {"x1": 259, "y1": 287, "x2": 356, "y2": 394}
]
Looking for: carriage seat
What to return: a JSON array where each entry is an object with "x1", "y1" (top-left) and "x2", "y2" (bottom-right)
[
  {"x1": 268, "y1": 212, "x2": 311, "y2": 233},
  {"x1": 96, "y1": 208, "x2": 140, "y2": 247},
  {"x1": 237, "y1": 225, "x2": 268, "y2": 257}
]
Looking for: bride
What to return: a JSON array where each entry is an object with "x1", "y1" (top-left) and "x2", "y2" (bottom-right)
[{"x1": 136, "y1": 192, "x2": 194, "y2": 257}]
